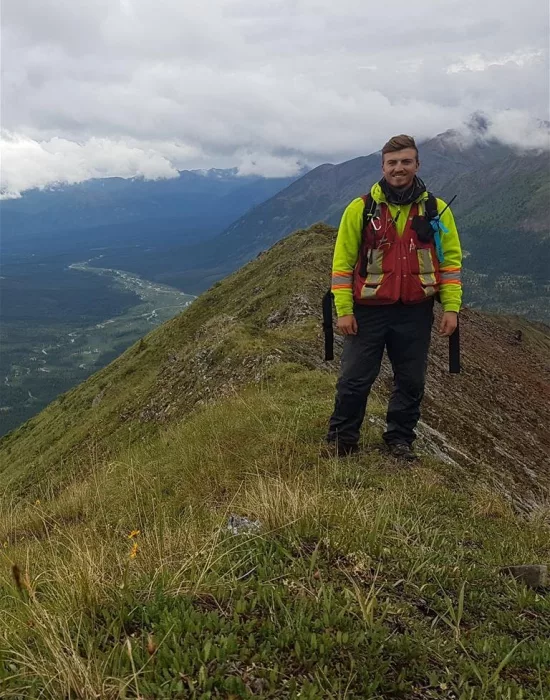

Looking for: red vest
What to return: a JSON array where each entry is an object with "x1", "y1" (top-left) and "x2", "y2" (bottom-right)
[{"x1": 353, "y1": 200, "x2": 441, "y2": 306}]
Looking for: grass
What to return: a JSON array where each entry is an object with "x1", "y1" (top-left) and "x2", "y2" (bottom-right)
[
  {"x1": 0, "y1": 224, "x2": 337, "y2": 499},
  {"x1": 1, "y1": 368, "x2": 549, "y2": 699},
  {"x1": 1, "y1": 222, "x2": 549, "y2": 697}
]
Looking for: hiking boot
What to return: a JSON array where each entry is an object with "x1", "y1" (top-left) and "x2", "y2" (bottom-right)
[
  {"x1": 385, "y1": 442, "x2": 418, "y2": 463},
  {"x1": 322, "y1": 441, "x2": 359, "y2": 458}
]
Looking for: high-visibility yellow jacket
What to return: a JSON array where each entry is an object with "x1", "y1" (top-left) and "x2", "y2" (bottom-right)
[{"x1": 331, "y1": 182, "x2": 462, "y2": 316}]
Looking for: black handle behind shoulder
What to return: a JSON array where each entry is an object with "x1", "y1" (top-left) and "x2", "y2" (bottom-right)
[
  {"x1": 322, "y1": 290, "x2": 334, "y2": 361},
  {"x1": 449, "y1": 319, "x2": 460, "y2": 374}
]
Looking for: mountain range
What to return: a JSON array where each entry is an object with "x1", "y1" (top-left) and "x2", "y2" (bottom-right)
[
  {"x1": 154, "y1": 129, "x2": 550, "y2": 320},
  {"x1": 1, "y1": 167, "x2": 303, "y2": 255},
  {"x1": 4, "y1": 128, "x2": 548, "y2": 318},
  {"x1": 0, "y1": 168, "x2": 303, "y2": 437},
  {"x1": 51, "y1": 127, "x2": 547, "y2": 321}
]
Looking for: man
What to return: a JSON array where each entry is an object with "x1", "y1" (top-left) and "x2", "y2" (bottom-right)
[{"x1": 326, "y1": 134, "x2": 462, "y2": 461}]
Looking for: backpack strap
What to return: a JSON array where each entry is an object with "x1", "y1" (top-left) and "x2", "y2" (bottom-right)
[
  {"x1": 358, "y1": 193, "x2": 379, "y2": 278},
  {"x1": 423, "y1": 192, "x2": 445, "y2": 263},
  {"x1": 423, "y1": 192, "x2": 438, "y2": 219},
  {"x1": 427, "y1": 191, "x2": 461, "y2": 374},
  {"x1": 361, "y1": 192, "x2": 378, "y2": 231}
]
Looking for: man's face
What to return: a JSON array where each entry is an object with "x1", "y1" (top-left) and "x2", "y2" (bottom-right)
[{"x1": 382, "y1": 148, "x2": 419, "y2": 189}]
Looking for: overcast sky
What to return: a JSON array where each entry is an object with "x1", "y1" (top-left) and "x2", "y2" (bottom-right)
[{"x1": 1, "y1": 0, "x2": 549, "y2": 196}]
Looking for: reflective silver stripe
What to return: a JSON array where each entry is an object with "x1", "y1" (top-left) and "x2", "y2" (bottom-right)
[
  {"x1": 417, "y1": 249, "x2": 437, "y2": 286},
  {"x1": 332, "y1": 274, "x2": 353, "y2": 286},
  {"x1": 367, "y1": 249, "x2": 383, "y2": 275},
  {"x1": 360, "y1": 250, "x2": 385, "y2": 298},
  {"x1": 440, "y1": 270, "x2": 462, "y2": 282}
]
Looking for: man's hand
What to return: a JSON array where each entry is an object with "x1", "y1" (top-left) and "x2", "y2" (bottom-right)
[
  {"x1": 439, "y1": 311, "x2": 458, "y2": 337},
  {"x1": 337, "y1": 314, "x2": 358, "y2": 336}
]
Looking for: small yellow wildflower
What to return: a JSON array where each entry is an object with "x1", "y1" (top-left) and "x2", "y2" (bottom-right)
[
  {"x1": 35, "y1": 500, "x2": 41, "y2": 506},
  {"x1": 129, "y1": 542, "x2": 139, "y2": 559},
  {"x1": 127, "y1": 529, "x2": 140, "y2": 539}
]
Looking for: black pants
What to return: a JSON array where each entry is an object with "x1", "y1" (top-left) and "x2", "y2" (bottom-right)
[{"x1": 327, "y1": 299, "x2": 434, "y2": 448}]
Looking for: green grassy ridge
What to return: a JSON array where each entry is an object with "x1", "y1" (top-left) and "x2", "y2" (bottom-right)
[
  {"x1": 0, "y1": 225, "x2": 335, "y2": 499},
  {"x1": 2, "y1": 219, "x2": 549, "y2": 502},
  {"x1": 1, "y1": 370, "x2": 549, "y2": 698}
]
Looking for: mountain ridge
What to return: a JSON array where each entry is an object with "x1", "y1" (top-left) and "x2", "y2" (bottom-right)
[{"x1": 1, "y1": 223, "x2": 549, "y2": 511}]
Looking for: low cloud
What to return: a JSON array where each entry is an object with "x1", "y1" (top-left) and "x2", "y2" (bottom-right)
[
  {"x1": 0, "y1": 133, "x2": 179, "y2": 198},
  {"x1": 1, "y1": 0, "x2": 548, "y2": 196},
  {"x1": 438, "y1": 111, "x2": 550, "y2": 152},
  {"x1": 487, "y1": 111, "x2": 550, "y2": 151},
  {"x1": 236, "y1": 152, "x2": 306, "y2": 178}
]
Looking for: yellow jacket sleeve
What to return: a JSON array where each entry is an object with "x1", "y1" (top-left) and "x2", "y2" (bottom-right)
[
  {"x1": 331, "y1": 197, "x2": 364, "y2": 317},
  {"x1": 437, "y1": 200, "x2": 463, "y2": 313}
]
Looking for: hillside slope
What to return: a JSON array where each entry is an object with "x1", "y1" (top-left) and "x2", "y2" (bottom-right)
[
  {"x1": 1, "y1": 224, "x2": 549, "y2": 508},
  {"x1": 1, "y1": 224, "x2": 549, "y2": 698}
]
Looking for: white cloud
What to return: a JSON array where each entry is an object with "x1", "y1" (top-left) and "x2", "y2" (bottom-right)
[
  {"x1": 1, "y1": 0, "x2": 548, "y2": 195},
  {"x1": 488, "y1": 111, "x2": 550, "y2": 151},
  {"x1": 236, "y1": 152, "x2": 305, "y2": 178},
  {"x1": 447, "y1": 50, "x2": 544, "y2": 73},
  {"x1": 0, "y1": 133, "x2": 179, "y2": 198}
]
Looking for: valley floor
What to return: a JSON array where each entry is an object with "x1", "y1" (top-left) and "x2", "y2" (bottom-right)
[{"x1": 0, "y1": 260, "x2": 195, "y2": 437}]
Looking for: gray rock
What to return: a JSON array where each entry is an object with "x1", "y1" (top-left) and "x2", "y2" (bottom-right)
[
  {"x1": 92, "y1": 388, "x2": 106, "y2": 408},
  {"x1": 500, "y1": 565, "x2": 548, "y2": 588},
  {"x1": 227, "y1": 515, "x2": 261, "y2": 535}
]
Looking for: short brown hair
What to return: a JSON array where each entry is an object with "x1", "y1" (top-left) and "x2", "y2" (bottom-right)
[{"x1": 382, "y1": 134, "x2": 419, "y2": 162}]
